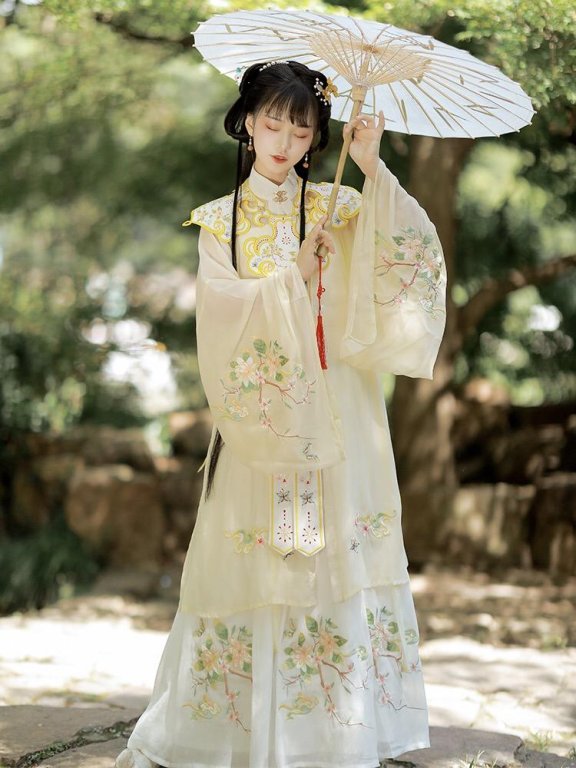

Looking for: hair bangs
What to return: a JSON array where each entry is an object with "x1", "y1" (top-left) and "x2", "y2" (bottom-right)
[{"x1": 260, "y1": 81, "x2": 318, "y2": 129}]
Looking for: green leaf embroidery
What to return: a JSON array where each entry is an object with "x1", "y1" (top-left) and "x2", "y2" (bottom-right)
[
  {"x1": 305, "y1": 616, "x2": 319, "y2": 634},
  {"x1": 253, "y1": 338, "x2": 267, "y2": 354}
]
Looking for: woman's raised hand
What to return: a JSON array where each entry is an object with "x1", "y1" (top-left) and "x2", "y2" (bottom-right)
[
  {"x1": 343, "y1": 110, "x2": 385, "y2": 181},
  {"x1": 296, "y1": 215, "x2": 335, "y2": 282}
]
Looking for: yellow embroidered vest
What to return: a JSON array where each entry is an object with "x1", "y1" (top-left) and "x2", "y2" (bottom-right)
[{"x1": 183, "y1": 178, "x2": 362, "y2": 278}]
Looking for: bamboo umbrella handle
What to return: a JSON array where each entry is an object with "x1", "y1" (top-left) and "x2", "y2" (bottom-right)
[
  {"x1": 326, "y1": 86, "x2": 368, "y2": 228},
  {"x1": 317, "y1": 85, "x2": 368, "y2": 259}
]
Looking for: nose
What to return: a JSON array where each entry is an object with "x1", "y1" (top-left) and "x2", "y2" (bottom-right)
[{"x1": 278, "y1": 131, "x2": 292, "y2": 154}]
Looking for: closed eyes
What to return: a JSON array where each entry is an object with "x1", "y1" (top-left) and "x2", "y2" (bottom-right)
[{"x1": 265, "y1": 124, "x2": 309, "y2": 139}]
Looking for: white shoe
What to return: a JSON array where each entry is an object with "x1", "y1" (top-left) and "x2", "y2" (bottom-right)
[{"x1": 115, "y1": 748, "x2": 157, "y2": 768}]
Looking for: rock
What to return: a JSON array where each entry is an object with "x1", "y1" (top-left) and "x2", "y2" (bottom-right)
[
  {"x1": 169, "y1": 408, "x2": 213, "y2": 458},
  {"x1": 402, "y1": 487, "x2": 455, "y2": 567},
  {"x1": 11, "y1": 464, "x2": 51, "y2": 529},
  {"x1": 65, "y1": 465, "x2": 165, "y2": 567},
  {"x1": 11, "y1": 455, "x2": 85, "y2": 529},
  {"x1": 80, "y1": 427, "x2": 155, "y2": 472},
  {"x1": 392, "y1": 726, "x2": 523, "y2": 767},
  {"x1": 41, "y1": 737, "x2": 128, "y2": 767},
  {"x1": 392, "y1": 726, "x2": 576, "y2": 767},
  {"x1": 515, "y1": 743, "x2": 576, "y2": 767},
  {"x1": 155, "y1": 455, "x2": 204, "y2": 510},
  {"x1": 19, "y1": 430, "x2": 87, "y2": 459},
  {"x1": 487, "y1": 426, "x2": 566, "y2": 484},
  {"x1": 530, "y1": 473, "x2": 576, "y2": 577},
  {"x1": 155, "y1": 455, "x2": 204, "y2": 555},
  {"x1": 17, "y1": 428, "x2": 155, "y2": 472},
  {"x1": 0, "y1": 705, "x2": 140, "y2": 766},
  {"x1": 441, "y1": 484, "x2": 535, "y2": 569}
]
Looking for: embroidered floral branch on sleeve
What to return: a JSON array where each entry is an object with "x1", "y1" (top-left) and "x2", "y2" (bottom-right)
[
  {"x1": 374, "y1": 227, "x2": 445, "y2": 317},
  {"x1": 219, "y1": 339, "x2": 316, "y2": 440}
]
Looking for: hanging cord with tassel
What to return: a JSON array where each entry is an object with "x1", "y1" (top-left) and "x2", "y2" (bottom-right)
[{"x1": 315, "y1": 246, "x2": 327, "y2": 370}]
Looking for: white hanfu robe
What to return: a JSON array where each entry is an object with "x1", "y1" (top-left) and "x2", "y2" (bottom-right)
[{"x1": 125, "y1": 160, "x2": 446, "y2": 768}]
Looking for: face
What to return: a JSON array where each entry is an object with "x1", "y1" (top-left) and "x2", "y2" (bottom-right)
[{"x1": 245, "y1": 108, "x2": 315, "y2": 184}]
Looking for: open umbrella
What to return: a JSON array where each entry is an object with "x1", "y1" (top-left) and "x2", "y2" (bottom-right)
[{"x1": 193, "y1": 8, "x2": 534, "y2": 218}]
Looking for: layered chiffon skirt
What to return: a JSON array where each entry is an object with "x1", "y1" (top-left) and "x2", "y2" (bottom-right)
[{"x1": 126, "y1": 546, "x2": 429, "y2": 768}]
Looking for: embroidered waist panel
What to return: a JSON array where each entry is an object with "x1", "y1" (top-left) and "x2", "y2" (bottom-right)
[{"x1": 270, "y1": 471, "x2": 325, "y2": 557}]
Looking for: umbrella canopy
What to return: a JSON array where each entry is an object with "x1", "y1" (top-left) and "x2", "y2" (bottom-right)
[{"x1": 193, "y1": 9, "x2": 534, "y2": 139}]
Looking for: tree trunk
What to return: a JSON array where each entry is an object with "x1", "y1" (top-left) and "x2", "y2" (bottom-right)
[{"x1": 392, "y1": 136, "x2": 473, "y2": 565}]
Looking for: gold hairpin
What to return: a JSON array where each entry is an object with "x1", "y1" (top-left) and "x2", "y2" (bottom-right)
[{"x1": 314, "y1": 76, "x2": 338, "y2": 105}]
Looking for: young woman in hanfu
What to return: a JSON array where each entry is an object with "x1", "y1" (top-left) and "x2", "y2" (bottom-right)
[{"x1": 116, "y1": 61, "x2": 446, "y2": 768}]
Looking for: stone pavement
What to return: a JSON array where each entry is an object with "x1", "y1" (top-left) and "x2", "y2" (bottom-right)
[{"x1": 1, "y1": 568, "x2": 575, "y2": 767}]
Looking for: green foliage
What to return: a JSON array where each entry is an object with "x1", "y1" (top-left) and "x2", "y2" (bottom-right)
[
  {"x1": 0, "y1": 0, "x2": 574, "y2": 431},
  {"x1": 457, "y1": 142, "x2": 576, "y2": 282},
  {"x1": 455, "y1": 141, "x2": 576, "y2": 404},
  {"x1": 461, "y1": 285, "x2": 576, "y2": 405},
  {"x1": 0, "y1": 8, "x2": 226, "y2": 433},
  {"x1": 0, "y1": 514, "x2": 101, "y2": 615}
]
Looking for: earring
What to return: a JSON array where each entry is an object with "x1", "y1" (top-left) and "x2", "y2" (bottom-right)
[
  {"x1": 302, "y1": 151, "x2": 310, "y2": 169},
  {"x1": 247, "y1": 135, "x2": 253, "y2": 151}
]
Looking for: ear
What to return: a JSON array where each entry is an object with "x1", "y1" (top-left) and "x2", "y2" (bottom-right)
[{"x1": 245, "y1": 113, "x2": 254, "y2": 135}]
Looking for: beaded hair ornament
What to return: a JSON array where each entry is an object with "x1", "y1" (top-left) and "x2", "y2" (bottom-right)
[{"x1": 314, "y1": 77, "x2": 339, "y2": 105}]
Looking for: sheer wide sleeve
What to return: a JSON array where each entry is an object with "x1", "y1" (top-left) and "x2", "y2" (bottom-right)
[
  {"x1": 340, "y1": 159, "x2": 447, "y2": 379},
  {"x1": 196, "y1": 227, "x2": 344, "y2": 473}
]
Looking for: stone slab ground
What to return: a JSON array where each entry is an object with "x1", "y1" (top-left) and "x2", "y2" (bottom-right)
[{"x1": 1, "y1": 708, "x2": 573, "y2": 768}]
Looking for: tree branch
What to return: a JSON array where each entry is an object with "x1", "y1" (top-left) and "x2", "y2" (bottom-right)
[
  {"x1": 458, "y1": 253, "x2": 576, "y2": 340},
  {"x1": 93, "y1": 12, "x2": 195, "y2": 48}
]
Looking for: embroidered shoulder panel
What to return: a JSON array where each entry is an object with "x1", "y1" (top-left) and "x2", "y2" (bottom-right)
[
  {"x1": 305, "y1": 182, "x2": 362, "y2": 229},
  {"x1": 182, "y1": 182, "x2": 362, "y2": 246},
  {"x1": 182, "y1": 193, "x2": 235, "y2": 241}
]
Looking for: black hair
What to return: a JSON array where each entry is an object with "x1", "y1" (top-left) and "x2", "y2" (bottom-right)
[{"x1": 205, "y1": 61, "x2": 332, "y2": 498}]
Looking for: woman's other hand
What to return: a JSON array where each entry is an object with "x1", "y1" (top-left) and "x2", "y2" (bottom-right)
[{"x1": 343, "y1": 110, "x2": 385, "y2": 181}]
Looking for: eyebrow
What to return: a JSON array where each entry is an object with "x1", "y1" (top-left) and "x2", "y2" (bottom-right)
[{"x1": 264, "y1": 112, "x2": 312, "y2": 129}]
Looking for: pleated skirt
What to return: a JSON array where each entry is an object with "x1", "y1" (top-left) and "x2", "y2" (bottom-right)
[{"x1": 125, "y1": 545, "x2": 429, "y2": 768}]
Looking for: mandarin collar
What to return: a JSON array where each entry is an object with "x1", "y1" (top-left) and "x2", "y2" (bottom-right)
[{"x1": 247, "y1": 166, "x2": 300, "y2": 214}]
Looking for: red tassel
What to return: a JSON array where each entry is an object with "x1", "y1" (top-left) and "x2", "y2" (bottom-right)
[
  {"x1": 316, "y1": 313, "x2": 327, "y2": 370},
  {"x1": 316, "y1": 249, "x2": 328, "y2": 370}
]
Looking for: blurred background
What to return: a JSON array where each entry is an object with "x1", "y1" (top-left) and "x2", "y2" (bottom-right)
[
  {"x1": 1, "y1": 2, "x2": 576, "y2": 763},
  {"x1": 0, "y1": 0, "x2": 575, "y2": 616}
]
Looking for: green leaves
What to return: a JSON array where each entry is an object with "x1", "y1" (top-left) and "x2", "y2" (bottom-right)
[
  {"x1": 305, "y1": 615, "x2": 319, "y2": 634},
  {"x1": 405, "y1": 628, "x2": 419, "y2": 645},
  {"x1": 253, "y1": 338, "x2": 267, "y2": 355},
  {"x1": 214, "y1": 621, "x2": 229, "y2": 642}
]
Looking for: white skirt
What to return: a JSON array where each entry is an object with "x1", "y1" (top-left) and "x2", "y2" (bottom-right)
[{"x1": 126, "y1": 548, "x2": 429, "y2": 768}]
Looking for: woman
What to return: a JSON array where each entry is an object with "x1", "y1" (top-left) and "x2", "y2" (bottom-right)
[{"x1": 117, "y1": 59, "x2": 446, "y2": 768}]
